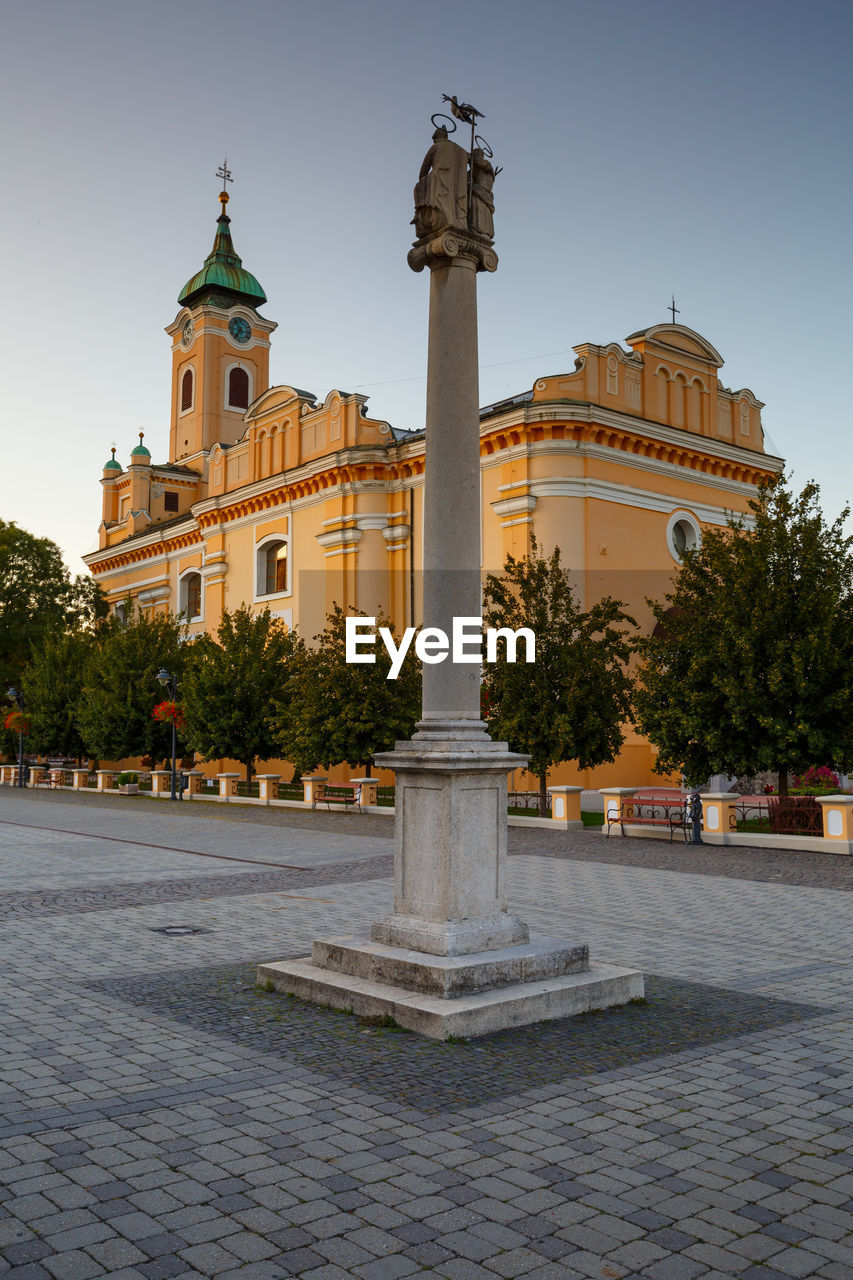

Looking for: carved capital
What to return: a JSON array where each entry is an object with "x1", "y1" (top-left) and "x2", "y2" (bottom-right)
[{"x1": 408, "y1": 230, "x2": 498, "y2": 274}]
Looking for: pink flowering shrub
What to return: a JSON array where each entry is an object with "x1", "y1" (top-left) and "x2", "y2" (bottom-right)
[{"x1": 792, "y1": 765, "x2": 841, "y2": 795}]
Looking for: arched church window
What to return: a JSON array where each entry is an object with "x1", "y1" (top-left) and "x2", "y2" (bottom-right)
[
  {"x1": 180, "y1": 572, "x2": 202, "y2": 621},
  {"x1": 181, "y1": 369, "x2": 194, "y2": 412},
  {"x1": 229, "y1": 366, "x2": 250, "y2": 410},
  {"x1": 258, "y1": 540, "x2": 288, "y2": 596}
]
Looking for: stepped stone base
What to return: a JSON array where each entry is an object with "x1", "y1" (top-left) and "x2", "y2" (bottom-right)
[
  {"x1": 258, "y1": 934, "x2": 643, "y2": 1040},
  {"x1": 370, "y1": 912, "x2": 530, "y2": 956}
]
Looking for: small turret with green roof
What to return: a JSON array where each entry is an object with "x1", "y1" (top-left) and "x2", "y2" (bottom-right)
[
  {"x1": 178, "y1": 189, "x2": 266, "y2": 311},
  {"x1": 131, "y1": 431, "x2": 151, "y2": 462},
  {"x1": 103, "y1": 447, "x2": 122, "y2": 477}
]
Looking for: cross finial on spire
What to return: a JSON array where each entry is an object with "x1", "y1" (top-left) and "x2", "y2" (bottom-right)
[
  {"x1": 669, "y1": 295, "x2": 680, "y2": 324},
  {"x1": 216, "y1": 158, "x2": 233, "y2": 193}
]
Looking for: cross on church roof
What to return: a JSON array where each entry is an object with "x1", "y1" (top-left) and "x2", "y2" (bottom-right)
[
  {"x1": 669, "y1": 295, "x2": 680, "y2": 324},
  {"x1": 216, "y1": 158, "x2": 233, "y2": 192}
]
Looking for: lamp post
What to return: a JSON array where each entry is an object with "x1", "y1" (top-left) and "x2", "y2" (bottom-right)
[
  {"x1": 156, "y1": 668, "x2": 180, "y2": 801},
  {"x1": 6, "y1": 686, "x2": 25, "y2": 788}
]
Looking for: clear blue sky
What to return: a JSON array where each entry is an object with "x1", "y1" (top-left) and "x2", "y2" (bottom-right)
[{"x1": 2, "y1": 0, "x2": 851, "y2": 570}]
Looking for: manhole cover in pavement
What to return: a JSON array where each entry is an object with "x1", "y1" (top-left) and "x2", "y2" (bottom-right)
[{"x1": 150, "y1": 925, "x2": 208, "y2": 936}]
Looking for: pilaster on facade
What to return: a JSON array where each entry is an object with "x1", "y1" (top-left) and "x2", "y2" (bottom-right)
[
  {"x1": 315, "y1": 524, "x2": 362, "y2": 557},
  {"x1": 491, "y1": 490, "x2": 537, "y2": 528}
]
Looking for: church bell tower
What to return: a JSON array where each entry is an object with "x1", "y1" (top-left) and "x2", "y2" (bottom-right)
[{"x1": 166, "y1": 168, "x2": 276, "y2": 465}]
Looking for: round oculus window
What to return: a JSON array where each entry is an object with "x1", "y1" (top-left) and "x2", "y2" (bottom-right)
[{"x1": 667, "y1": 513, "x2": 700, "y2": 562}]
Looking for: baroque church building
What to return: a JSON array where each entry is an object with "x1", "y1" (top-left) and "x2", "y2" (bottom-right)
[{"x1": 84, "y1": 187, "x2": 783, "y2": 787}]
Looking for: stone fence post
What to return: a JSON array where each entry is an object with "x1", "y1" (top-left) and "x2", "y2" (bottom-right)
[
  {"x1": 184, "y1": 770, "x2": 205, "y2": 797},
  {"x1": 817, "y1": 795, "x2": 853, "y2": 845},
  {"x1": 700, "y1": 792, "x2": 740, "y2": 839},
  {"x1": 150, "y1": 770, "x2": 172, "y2": 797},
  {"x1": 217, "y1": 772, "x2": 240, "y2": 801},
  {"x1": 350, "y1": 778, "x2": 378, "y2": 806},
  {"x1": 302, "y1": 776, "x2": 327, "y2": 805},
  {"x1": 598, "y1": 787, "x2": 637, "y2": 835},
  {"x1": 548, "y1": 786, "x2": 584, "y2": 829},
  {"x1": 256, "y1": 774, "x2": 280, "y2": 804}
]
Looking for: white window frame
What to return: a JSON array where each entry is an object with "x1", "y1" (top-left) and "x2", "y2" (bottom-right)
[
  {"x1": 178, "y1": 568, "x2": 204, "y2": 622},
  {"x1": 666, "y1": 510, "x2": 701, "y2": 564},
  {"x1": 178, "y1": 364, "x2": 196, "y2": 417},
  {"x1": 225, "y1": 361, "x2": 253, "y2": 413},
  {"x1": 254, "y1": 534, "x2": 291, "y2": 602}
]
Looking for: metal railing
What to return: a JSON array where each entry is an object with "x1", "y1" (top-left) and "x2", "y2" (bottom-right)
[{"x1": 733, "y1": 794, "x2": 823, "y2": 836}]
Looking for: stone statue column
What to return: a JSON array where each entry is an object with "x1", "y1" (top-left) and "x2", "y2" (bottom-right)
[
  {"x1": 366, "y1": 134, "x2": 529, "y2": 957},
  {"x1": 258, "y1": 110, "x2": 643, "y2": 1036},
  {"x1": 408, "y1": 127, "x2": 497, "y2": 733}
]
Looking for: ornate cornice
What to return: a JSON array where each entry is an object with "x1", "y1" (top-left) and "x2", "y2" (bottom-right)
[
  {"x1": 479, "y1": 413, "x2": 779, "y2": 489},
  {"x1": 85, "y1": 397, "x2": 779, "y2": 578},
  {"x1": 86, "y1": 525, "x2": 203, "y2": 576}
]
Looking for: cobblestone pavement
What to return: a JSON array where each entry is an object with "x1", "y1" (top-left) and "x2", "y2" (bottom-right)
[
  {"x1": 8, "y1": 787, "x2": 853, "y2": 893},
  {"x1": 2, "y1": 790, "x2": 853, "y2": 1279}
]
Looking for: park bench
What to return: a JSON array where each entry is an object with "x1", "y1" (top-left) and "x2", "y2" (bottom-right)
[
  {"x1": 605, "y1": 790, "x2": 690, "y2": 842},
  {"x1": 312, "y1": 782, "x2": 363, "y2": 813}
]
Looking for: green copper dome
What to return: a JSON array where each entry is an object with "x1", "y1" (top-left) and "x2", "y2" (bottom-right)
[
  {"x1": 178, "y1": 192, "x2": 267, "y2": 310},
  {"x1": 131, "y1": 432, "x2": 150, "y2": 458},
  {"x1": 104, "y1": 448, "x2": 122, "y2": 471}
]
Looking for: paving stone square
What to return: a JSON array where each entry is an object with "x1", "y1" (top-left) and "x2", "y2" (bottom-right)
[{"x1": 2, "y1": 789, "x2": 853, "y2": 1278}]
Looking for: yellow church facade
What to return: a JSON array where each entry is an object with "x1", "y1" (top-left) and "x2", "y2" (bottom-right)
[{"x1": 83, "y1": 191, "x2": 784, "y2": 788}]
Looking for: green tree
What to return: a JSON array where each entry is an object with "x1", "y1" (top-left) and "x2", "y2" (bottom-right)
[
  {"x1": 635, "y1": 477, "x2": 853, "y2": 794},
  {"x1": 21, "y1": 627, "x2": 100, "y2": 761},
  {"x1": 181, "y1": 605, "x2": 300, "y2": 785},
  {"x1": 76, "y1": 609, "x2": 185, "y2": 764},
  {"x1": 275, "y1": 605, "x2": 421, "y2": 776},
  {"x1": 482, "y1": 538, "x2": 636, "y2": 814},
  {"x1": 0, "y1": 520, "x2": 107, "y2": 686}
]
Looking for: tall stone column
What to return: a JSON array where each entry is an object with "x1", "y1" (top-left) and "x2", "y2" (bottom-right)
[
  {"x1": 420, "y1": 245, "x2": 484, "y2": 728},
  {"x1": 259, "y1": 106, "x2": 643, "y2": 1037},
  {"x1": 366, "y1": 222, "x2": 528, "y2": 959}
]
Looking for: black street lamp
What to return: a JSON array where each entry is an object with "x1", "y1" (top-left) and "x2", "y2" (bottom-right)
[
  {"x1": 156, "y1": 668, "x2": 181, "y2": 801},
  {"x1": 6, "y1": 686, "x2": 25, "y2": 788}
]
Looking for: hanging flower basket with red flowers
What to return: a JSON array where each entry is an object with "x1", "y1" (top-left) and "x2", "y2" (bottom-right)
[
  {"x1": 151, "y1": 700, "x2": 185, "y2": 731},
  {"x1": 3, "y1": 710, "x2": 28, "y2": 735}
]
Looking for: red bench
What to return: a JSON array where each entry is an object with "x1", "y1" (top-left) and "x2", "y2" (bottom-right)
[
  {"x1": 606, "y1": 790, "x2": 690, "y2": 842},
  {"x1": 312, "y1": 783, "x2": 363, "y2": 813}
]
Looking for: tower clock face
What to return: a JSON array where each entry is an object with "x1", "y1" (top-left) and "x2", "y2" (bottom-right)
[
  {"x1": 181, "y1": 319, "x2": 194, "y2": 348},
  {"x1": 228, "y1": 316, "x2": 251, "y2": 344}
]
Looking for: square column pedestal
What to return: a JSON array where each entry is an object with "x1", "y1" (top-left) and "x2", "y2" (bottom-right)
[{"x1": 260, "y1": 728, "x2": 643, "y2": 1039}]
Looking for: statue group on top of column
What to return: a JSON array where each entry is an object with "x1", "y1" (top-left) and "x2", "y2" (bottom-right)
[{"x1": 411, "y1": 100, "x2": 499, "y2": 243}]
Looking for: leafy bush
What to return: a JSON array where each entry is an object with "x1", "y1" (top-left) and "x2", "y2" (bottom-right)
[{"x1": 791, "y1": 765, "x2": 841, "y2": 795}]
